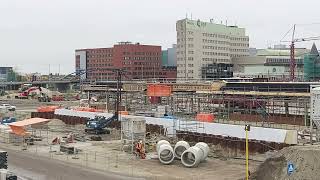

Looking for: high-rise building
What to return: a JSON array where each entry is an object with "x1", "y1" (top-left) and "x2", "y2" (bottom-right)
[
  {"x1": 75, "y1": 42, "x2": 175, "y2": 81},
  {"x1": 162, "y1": 44, "x2": 177, "y2": 67},
  {"x1": 176, "y1": 18, "x2": 249, "y2": 80}
]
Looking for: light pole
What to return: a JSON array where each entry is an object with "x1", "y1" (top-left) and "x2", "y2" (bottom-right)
[{"x1": 245, "y1": 124, "x2": 250, "y2": 180}]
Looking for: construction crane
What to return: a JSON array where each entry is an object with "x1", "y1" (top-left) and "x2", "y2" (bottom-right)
[{"x1": 282, "y1": 24, "x2": 320, "y2": 81}]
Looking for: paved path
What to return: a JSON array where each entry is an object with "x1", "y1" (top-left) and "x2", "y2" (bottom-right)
[{"x1": 4, "y1": 148, "x2": 144, "y2": 180}]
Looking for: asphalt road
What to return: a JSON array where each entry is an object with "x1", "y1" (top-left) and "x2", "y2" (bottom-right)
[{"x1": 4, "y1": 148, "x2": 144, "y2": 180}]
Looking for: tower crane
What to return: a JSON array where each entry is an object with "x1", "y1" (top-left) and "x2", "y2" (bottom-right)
[{"x1": 282, "y1": 24, "x2": 320, "y2": 81}]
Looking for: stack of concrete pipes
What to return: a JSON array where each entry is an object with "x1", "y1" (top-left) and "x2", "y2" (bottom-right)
[{"x1": 156, "y1": 140, "x2": 209, "y2": 168}]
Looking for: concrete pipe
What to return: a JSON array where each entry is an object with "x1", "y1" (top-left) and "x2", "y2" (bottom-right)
[
  {"x1": 181, "y1": 146, "x2": 203, "y2": 168},
  {"x1": 174, "y1": 141, "x2": 190, "y2": 159},
  {"x1": 156, "y1": 140, "x2": 170, "y2": 153},
  {"x1": 195, "y1": 142, "x2": 209, "y2": 161},
  {"x1": 158, "y1": 144, "x2": 175, "y2": 165}
]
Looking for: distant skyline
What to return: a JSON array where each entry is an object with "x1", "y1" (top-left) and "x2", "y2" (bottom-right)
[{"x1": 1, "y1": 0, "x2": 320, "y2": 74}]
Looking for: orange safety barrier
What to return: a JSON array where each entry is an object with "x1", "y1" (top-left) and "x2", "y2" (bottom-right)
[
  {"x1": 196, "y1": 113, "x2": 215, "y2": 123},
  {"x1": 119, "y1": 111, "x2": 129, "y2": 115},
  {"x1": 37, "y1": 106, "x2": 61, "y2": 113},
  {"x1": 74, "y1": 107, "x2": 104, "y2": 112},
  {"x1": 147, "y1": 84, "x2": 172, "y2": 97}
]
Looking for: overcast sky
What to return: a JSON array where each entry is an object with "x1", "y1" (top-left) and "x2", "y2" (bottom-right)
[{"x1": 1, "y1": 0, "x2": 320, "y2": 74}]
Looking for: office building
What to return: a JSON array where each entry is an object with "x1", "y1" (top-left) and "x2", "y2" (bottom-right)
[
  {"x1": 75, "y1": 42, "x2": 175, "y2": 80},
  {"x1": 176, "y1": 18, "x2": 249, "y2": 80}
]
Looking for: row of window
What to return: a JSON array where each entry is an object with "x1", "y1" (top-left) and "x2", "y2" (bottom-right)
[
  {"x1": 177, "y1": 57, "x2": 184, "y2": 61},
  {"x1": 202, "y1": 58, "x2": 230, "y2": 63},
  {"x1": 230, "y1": 49, "x2": 248, "y2": 52},
  {"x1": 266, "y1": 58, "x2": 303, "y2": 64},
  {"x1": 230, "y1": 43, "x2": 249, "y2": 47},
  {"x1": 203, "y1": 52, "x2": 229, "y2": 56},
  {"x1": 202, "y1": 39, "x2": 229, "y2": 45},
  {"x1": 230, "y1": 54, "x2": 248, "y2": 58},
  {"x1": 123, "y1": 56, "x2": 160, "y2": 61},
  {"x1": 177, "y1": 57, "x2": 194, "y2": 61},
  {"x1": 132, "y1": 72, "x2": 163, "y2": 75},
  {"x1": 88, "y1": 71, "x2": 166, "y2": 76},
  {"x1": 89, "y1": 59, "x2": 112, "y2": 63},
  {"x1": 177, "y1": 51, "x2": 184, "y2": 55},
  {"x1": 122, "y1": 62, "x2": 160, "y2": 66},
  {"x1": 88, "y1": 49, "x2": 112, "y2": 54},
  {"x1": 177, "y1": 64, "x2": 194, "y2": 67},
  {"x1": 230, "y1": 37, "x2": 249, "y2": 41},
  {"x1": 202, "y1": 33, "x2": 228, "y2": 39},
  {"x1": 202, "y1": 33, "x2": 248, "y2": 41},
  {"x1": 203, "y1": 45, "x2": 229, "y2": 51},
  {"x1": 87, "y1": 54, "x2": 112, "y2": 58},
  {"x1": 177, "y1": 38, "x2": 184, "y2": 42},
  {"x1": 88, "y1": 73, "x2": 114, "y2": 76},
  {"x1": 134, "y1": 67, "x2": 160, "y2": 70},
  {"x1": 123, "y1": 52, "x2": 159, "y2": 56},
  {"x1": 87, "y1": 63, "x2": 113, "y2": 67}
]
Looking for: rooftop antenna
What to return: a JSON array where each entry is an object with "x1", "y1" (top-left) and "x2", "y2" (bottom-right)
[{"x1": 226, "y1": 20, "x2": 228, "y2": 26}]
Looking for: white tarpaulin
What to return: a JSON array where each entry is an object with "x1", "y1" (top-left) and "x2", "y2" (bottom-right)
[{"x1": 55, "y1": 109, "x2": 292, "y2": 143}]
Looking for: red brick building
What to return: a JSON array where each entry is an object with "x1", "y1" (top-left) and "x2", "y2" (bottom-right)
[{"x1": 75, "y1": 42, "x2": 176, "y2": 81}]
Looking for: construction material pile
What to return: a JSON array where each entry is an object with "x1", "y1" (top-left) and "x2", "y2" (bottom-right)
[
  {"x1": 156, "y1": 140, "x2": 209, "y2": 168},
  {"x1": 251, "y1": 145, "x2": 320, "y2": 180}
]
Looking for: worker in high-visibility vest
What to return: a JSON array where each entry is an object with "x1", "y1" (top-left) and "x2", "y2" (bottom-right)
[{"x1": 135, "y1": 140, "x2": 146, "y2": 159}]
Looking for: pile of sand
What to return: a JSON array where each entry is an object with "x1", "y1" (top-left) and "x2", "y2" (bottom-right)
[{"x1": 251, "y1": 145, "x2": 320, "y2": 180}]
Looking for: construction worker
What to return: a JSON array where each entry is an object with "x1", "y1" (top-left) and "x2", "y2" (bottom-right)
[{"x1": 135, "y1": 140, "x2": 146, "y2": 159}]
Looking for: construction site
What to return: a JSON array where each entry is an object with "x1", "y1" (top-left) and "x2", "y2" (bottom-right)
[{"x1": 0, "y1": 78, "x2": 320, "y2": 180}]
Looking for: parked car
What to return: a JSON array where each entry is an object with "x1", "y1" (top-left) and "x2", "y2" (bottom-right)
[
  {"x1": 1, "y1": 117, "x2": 16, "y2": 125},
  {"x1": 0, "y1": 104, "x2": 16, "y2": 111}
]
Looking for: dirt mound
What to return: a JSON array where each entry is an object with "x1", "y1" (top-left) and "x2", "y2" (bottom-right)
[
  {"x1": 251, "y1": 145, "x2": 320, "y2": 180},
  {"x1": 47, "y1": 119, "x2": 65, "y2": 127}
]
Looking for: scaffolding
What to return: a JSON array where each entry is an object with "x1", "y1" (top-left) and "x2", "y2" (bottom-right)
[
  {"x1": 120, "y1": 116, "x2": 146, "y2": 153},
  {"x1": 304, "y1": 53, "x2": 320, "y2": 81}
]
